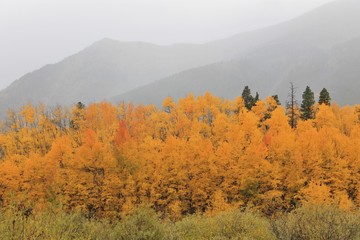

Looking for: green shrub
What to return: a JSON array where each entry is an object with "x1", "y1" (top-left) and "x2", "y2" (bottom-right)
[
  {"x1": 271, "y1": 205, "x2": 360, "y2": 240},
  {"x1": 0, "y1": 206, "x2": 112, "y2": 239},
  {"x1": 3, "y1": 205, "x2": 360, "y2": 239},
  {"x1": 173, "y1": 210, "x2": 275, "y2": 240},
  {"x1": 111, "y1": 207, "x2": 170, "y2": 240}
]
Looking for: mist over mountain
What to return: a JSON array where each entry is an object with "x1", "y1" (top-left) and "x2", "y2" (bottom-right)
[
  {"x1": 1, "y1": 0, "x2": 360, "y2": 116},
  {"x1": 0, "y1": 39, "x2": 227, "y2": 114},
  {"x1": 114, "y1": 37, "x2": 360, "y2": 106},
  {"x1": 113, "y1": 0, "x2": 360, "y2": 105}
]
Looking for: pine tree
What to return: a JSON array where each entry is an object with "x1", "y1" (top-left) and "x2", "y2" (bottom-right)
[
  {"x1": 242, "y1": 86, "x2": 254, "y2": 110},
  {"x1": 319, "y1": 88, "x2": 331, "y2": 106},
  {"x1": 272, "y1": 95, "x2": 281, "y2": 105},
  {"x1": 300, "y1": 86, "x2": 315, "y2": 120},
  {"x1": 253, "y1": 92, "x2": 260, "y2": 105}
]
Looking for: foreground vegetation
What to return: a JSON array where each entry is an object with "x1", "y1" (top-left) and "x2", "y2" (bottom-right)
[{"x1": 1, "y1": 205, "x2": 360, "y2": 239}]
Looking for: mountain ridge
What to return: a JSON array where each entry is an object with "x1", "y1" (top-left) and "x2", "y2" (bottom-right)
[
  {"x1": 111, "y1": 0, "x2": 360, "y2": 106},
  {"x1": 1, "y1": 0, "x2": 360, "y2": 116}
]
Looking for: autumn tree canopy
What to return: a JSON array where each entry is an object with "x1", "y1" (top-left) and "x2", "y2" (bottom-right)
[{"x1": 0, "y1": 91, "x2": 359, "y2": 219}]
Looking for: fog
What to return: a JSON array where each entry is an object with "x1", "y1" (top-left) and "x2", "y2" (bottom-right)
[{"x1": 0, "y1": 0, "x2": 334, "y2": 90}]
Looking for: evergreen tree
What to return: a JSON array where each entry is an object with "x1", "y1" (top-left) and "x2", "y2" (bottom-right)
[
  {"x1": 253, "y1": 92, "x2": 260, "y2": 105},
  {"x1": 319, "y1": 88, "x2": 331, "y2": 106},
  {"x1": 242, "y1": 86, "x2": 254, "y2": 110},
  {"x1": 76, "y1": 101, "x2": 86, "y2": 110},
  {"x1": 300, "y1": 86, "x2": 315, "y2": 120},
  {"x1": 272, "y1": 95, "x2": 281, "y2": 105}
]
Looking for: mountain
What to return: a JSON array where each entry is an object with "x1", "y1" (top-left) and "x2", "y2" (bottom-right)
[
  {"x1": 326, "y1": 37, "x2": 360, "y2": 104},
  {"x1": 0, "y1": 39, "x2": 229, "y2": 114},
  {"x1": 113, "y1": 37, "x2": 360, "y2": 106},
  {"x1": 1, "y1": 0, "x2": 360, "y2": 116},
  {"x1": 112, "y1": 0, "x2": 360, "y2": 106}
]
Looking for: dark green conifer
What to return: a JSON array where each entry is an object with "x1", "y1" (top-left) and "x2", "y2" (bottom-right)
[
  {"x1": 300, "y1": 86, "x2": 315, "y2": 120},
  {"x1": 318, "y1": 88, "x2": 331, "y2": 106},
  {"x1": 253, "y1": 92, "x2": 259, "y2": 105},
  {"x1": 242, "y1": 86, "x2": 254, "y2": 110},
  {"x1": 272, "y1": 95, "x2": 281, "y2": 105}
]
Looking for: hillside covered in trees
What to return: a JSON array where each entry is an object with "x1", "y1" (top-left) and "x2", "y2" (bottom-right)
[{"x1": 1, "y1": 88, "x2": 360, "y2": 221}]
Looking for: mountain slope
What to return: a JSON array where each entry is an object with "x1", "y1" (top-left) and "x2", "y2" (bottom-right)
[
  {"x1": 326, "y1": 37, "x2": 360, "y2": 104},
  {"x1": 0, "y1": 39, "x2": 228, "y2": 113},
  {"x1": 111, "y1": 43, "x2": 330, "y2": 105},
  {"x1": 112, "y1": 0, "x2": 360, "y2": 105},
  {"x1": 113, "y1": 37, "x2": 360, "y2": 106}
]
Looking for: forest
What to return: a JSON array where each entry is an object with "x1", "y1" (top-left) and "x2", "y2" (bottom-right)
[{"x1": 1, "y1": 86, "x2": 360, "y2": 239}]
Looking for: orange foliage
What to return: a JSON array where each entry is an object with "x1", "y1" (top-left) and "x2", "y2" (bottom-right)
[{"x1": 0, "y1": 93, "x2": 360, "y2": 218}]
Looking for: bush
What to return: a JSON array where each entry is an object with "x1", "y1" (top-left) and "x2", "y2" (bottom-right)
[
  {"x1": 173, "y1": 209, "x2": 275, "y2": 240},
  {"x1": 271, "y1": 205, "x2": 360, "y2": 240},
  {"x1": 111, "y1": 207, "x2": 171, "y2": 240},
  {"x1": 2, "y1": 205, "x2": 360, "y2": 239},
  {"x1": 0, "y1": 206, "x2": 112, "y2": 239}
]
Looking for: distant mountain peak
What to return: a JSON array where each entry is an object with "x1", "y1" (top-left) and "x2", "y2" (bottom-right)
[{"x1": 89, "y1": 37, "x2": 120, "y2": 48}]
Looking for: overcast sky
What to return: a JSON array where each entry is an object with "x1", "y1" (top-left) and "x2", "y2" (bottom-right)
[{"x1": 0, "y1": 0, "x2": 335, "y2": 90}]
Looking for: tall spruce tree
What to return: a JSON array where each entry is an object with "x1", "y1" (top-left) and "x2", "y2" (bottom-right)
[
  {"x1": 300, "y1": 86, "x2": 315, "y2": 120},
  {"x1": 242, "y1": 86, "x2": 255, "y2": 110},
  {"x1": 319, "y1": 88, "x2": 331, "y2": 105}
]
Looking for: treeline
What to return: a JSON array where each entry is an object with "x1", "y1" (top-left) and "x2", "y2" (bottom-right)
[
  {"x1": 1, "y1": 205, "x2": 360, "y2": 239},
  {"x1": 0, "y1": 90, "x2": 360, "y2": 219},
  {"x1": 240, "y1": 84, "x2": 332, "y2": 127}
]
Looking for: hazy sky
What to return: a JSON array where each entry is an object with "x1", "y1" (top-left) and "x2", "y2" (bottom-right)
[{"x1": 0, "y1": 0, "x2": 335, "y2": 90}]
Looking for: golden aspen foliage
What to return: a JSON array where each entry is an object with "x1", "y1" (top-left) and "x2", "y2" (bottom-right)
[
  {"x1": 299, "y1": 181, "x2": 333, "y2": 205},
  {"x1": 1, "y1": 92, "x2": 360, "y2": 219},
  {"x1": 314, "y1": 104, "x2": 339, "y2": 129},
  {"x1": 20, "y1": 103, "x2": 36, "y2": 126},
  {"x1": 162, "y1": 96, "x2": 176, "y2": 113},
  {"x1": 252, "y1": 100, "x2": 267, "y2": 122}
]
